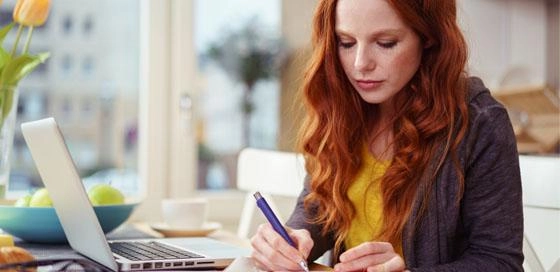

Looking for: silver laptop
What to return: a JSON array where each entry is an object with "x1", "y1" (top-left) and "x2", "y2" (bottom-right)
[{"x1": 21, "y1": 117, "x2": 249, "y2": 271}]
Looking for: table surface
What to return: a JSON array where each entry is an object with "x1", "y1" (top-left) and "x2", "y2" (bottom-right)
[{"x1": 15, "y1": 222, "x2": 332, "y2": 271}]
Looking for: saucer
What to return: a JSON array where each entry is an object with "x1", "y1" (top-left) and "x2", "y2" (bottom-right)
[{"x1": 150, "y1": 221, "x2": 222, "y2": 237}]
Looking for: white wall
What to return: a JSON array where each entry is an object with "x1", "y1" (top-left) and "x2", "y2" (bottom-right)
[
  {"x1": 547, "y1": 0, "x2": 559, "y2": 91},
  {"x1": 459, "y1": 0, "x2": 549, "y2": 90}
]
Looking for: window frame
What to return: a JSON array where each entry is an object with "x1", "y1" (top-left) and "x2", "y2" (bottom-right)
[{"x1": 133, "y1": 0, "x2": 197, "y2": 221}]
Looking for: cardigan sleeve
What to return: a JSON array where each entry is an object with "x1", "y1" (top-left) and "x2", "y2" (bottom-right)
[
  {"x1": 286, "y1": 176, "x2": 336, "y2": 262},
  {"x1": 412, "y1": 101, "x2": 524, "y2": 271}
]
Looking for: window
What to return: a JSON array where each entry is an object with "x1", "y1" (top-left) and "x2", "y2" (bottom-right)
[
  {"x1": 61, "y1": 54, "x2": 73, "y2": 75},
  {"x1": 5, "y1": 0, "x2": 140, "y2": 198},
  {"x1": 83, "y1": 15, "x2": 93, "y2": 35},
  {"x1": 82, "y1": 56, "x2": 94, "y2": 76},
  {"x1": 62, "y1": 15, "x2": 73, "y2": 34},
  {"x1": 194, "y1": 0, "x2": 282, "y2": 190}
]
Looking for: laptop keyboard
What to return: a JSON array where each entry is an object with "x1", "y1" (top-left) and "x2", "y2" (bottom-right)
[{"x1": 109, "y1": 241, "x2": 204, "y2": 261}]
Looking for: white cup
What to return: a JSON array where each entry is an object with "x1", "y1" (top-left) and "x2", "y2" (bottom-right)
[{"x1": 161, "y1": 198, "x2": 208, "y2": 229}]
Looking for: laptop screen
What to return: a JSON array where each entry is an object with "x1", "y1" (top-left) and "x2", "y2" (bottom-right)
[
  {"x1": 22, "y1": 117, "x2": 119, "y2": 270},
  {"x1": 21, "y1": 118, "x2": 249, "y2": 271}
]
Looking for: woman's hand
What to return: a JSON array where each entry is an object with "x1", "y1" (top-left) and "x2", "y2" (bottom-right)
[
  {"x1": 333, "y1": 242, "x2": 407, "y2": 272},
  {"x1": 250, "y1": 223, "x2": 314, "y2": 271}
]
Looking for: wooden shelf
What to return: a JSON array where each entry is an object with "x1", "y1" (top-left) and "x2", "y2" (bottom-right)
[
  {"x1": 493, "y1": 85, "x2": 559, "y2": 115},
  {"x1": 492, "y1": 85, "x2": 560, "y2": 154}
]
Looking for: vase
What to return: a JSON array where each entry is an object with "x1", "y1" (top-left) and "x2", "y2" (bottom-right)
[{"x1": 0, "y1": 86, "x2": 18, "y2": 198}]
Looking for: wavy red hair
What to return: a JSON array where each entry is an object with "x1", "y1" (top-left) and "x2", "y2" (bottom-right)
[{"x1": 298, "y1": 0, "x2": 469, "y2": 254}]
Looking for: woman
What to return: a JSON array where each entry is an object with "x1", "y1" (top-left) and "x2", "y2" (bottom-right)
[{"x1": 250, "y1": 0, "x2": 524, "y2": 271}]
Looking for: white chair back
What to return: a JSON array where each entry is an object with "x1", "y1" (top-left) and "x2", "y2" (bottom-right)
[
  {"x1": 519, "y1": 155, "x2": 560, "y2": 272},
  {"x1": 236, "y1": 148, "x2": 307, "y2": 239}
]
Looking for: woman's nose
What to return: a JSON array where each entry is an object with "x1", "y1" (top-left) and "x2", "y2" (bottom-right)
[{"x1": 354, "y1": 45, "x2": 375, "y2": 72}]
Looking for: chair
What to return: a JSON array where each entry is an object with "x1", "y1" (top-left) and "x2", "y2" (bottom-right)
[
  {"x1": 236, "y1": 148, "x2": 307, "y2": 239},
  {"x1": 519, "y1": 155, "x2": 560, "y2": 272}
]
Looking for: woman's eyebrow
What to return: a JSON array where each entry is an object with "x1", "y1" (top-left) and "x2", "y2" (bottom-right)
[{"x1": 335, "y1": 28, "x2": 405, "y2": 38}]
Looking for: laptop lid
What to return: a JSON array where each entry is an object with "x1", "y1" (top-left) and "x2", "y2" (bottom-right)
[
  {"x1": 21, "y1": 117, "x2": 119, "y2": 271},
  {"x1": 21, "y1": 118, "x2": 248, "y2": 271}
]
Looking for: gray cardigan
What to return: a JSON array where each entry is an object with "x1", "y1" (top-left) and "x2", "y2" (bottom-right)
[{"x1": 287, "y1": 77, "x2": 524, "y2": 271}]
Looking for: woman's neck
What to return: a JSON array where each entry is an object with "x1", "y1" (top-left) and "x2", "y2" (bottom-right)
[
  {"x1": 378, "y1": 99, "x2": 396, "y2": 122},
  {"x1": 368, "y1": 128, "x2": 394, "y2": 161},
  {"x1": 368, "y1": 103, "x2": 395, "y2": 161}
]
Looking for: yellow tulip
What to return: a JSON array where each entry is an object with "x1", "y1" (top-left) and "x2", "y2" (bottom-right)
[{"x1": 13, "y1": 0, "x2": 51, "y2": 27}]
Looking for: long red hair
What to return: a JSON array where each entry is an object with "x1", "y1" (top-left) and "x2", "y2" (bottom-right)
[{"x1": 298, "y1": 0, "x2": 469, "y2": 254}]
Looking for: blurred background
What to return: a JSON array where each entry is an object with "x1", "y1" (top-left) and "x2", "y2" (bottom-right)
[{"x1": 0, "y1": 0, "x2": 558, "y2": 220}]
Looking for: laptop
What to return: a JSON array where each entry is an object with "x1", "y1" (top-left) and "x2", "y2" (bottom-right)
[{"x1": 21, "y1": 117, "x2": 249, "y2": 271}]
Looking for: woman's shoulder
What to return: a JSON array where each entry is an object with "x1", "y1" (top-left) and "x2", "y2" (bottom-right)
[
  {"x1": 465, "y1": 76, "x2": 507, "y2": 117},
  {"x1": 462, "y1": 76, "x2": 516, "y2": 151}
]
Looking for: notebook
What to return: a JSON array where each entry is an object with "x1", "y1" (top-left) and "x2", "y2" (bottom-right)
[{"x1": 21, "y1": 117, "x2": 249, "y2": 271}]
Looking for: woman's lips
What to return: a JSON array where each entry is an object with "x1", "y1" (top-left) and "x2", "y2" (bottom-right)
[{"x1": 356, "y1": 80, "x2": 384, "y2": 90}]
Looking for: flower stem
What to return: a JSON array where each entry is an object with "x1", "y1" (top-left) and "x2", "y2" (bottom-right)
[
  {"x1": 10, "y1": 24, "x2": 24, "y2": 57},
  {"x1": 23, "y1": 26, "x2": 34, "y2": 55}
]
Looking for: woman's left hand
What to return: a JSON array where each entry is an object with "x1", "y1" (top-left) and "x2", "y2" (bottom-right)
[{"x1": 333, "y1": 241, "x2": 408, "y2": 272}]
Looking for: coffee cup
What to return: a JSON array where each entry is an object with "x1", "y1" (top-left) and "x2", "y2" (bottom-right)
[{"x1": 161, "y1": 198, "x2": 208, "y2": 229}]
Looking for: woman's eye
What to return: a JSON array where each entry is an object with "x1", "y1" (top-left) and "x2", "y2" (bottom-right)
[
  {"x1": 378, "y1": 41, "x2": 397, "y2": 49},
  {"x1": 338, "y1": 41, "x2": 354, "y2": 49}
]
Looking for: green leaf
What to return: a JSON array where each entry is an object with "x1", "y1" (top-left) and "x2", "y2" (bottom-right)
[
  {"x1": 1, "y1": 52, "x2": 49, "y2": 86},
  {"x1": 0, "y1": 87, "x2": 15, "y2": 131},
  {"x1": 0, "y1": 90, "x2": 4, "y2": 117},
  {"x1": 0, "y1": 47, "x2": 11, "y2": 71},
  {"x1": 0, "y1": 23, "x2": 14, "y2": 47},
  {"x1": 1, "y1": 87, "x2": 14, "y2": 119}
]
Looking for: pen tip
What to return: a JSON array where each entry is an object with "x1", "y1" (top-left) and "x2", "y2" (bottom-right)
[
  {"x1": 299, "y1": 260, "x2": 309, "y2": 272},
  {"x1": 253, "y1": 192, "x2": 262, "y2": 200}
]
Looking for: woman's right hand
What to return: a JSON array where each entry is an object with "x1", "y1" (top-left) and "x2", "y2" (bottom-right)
[{"x1": 250, "y1": 223, "x2": 314, "y2": 271}]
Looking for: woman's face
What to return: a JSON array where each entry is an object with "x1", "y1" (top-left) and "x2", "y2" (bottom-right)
[{"x1": 336, "y1": 0, "x2": 423, "y2": 107}]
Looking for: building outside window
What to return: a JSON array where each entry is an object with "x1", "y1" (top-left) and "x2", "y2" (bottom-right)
[{"x1": 3, "y1": 0, "x2": 140, "y2": 197}]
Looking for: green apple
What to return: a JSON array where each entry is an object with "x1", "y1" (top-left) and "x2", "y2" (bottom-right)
[
  {"x1": 14, "y1": 194, "x2": 32, "y2": 207},
  {"x1": 29, "y1": 188, "x2": 53, "y2": 207},
  {"x1": 88, "y1": 184, "x2": 125, "y2": 206}
]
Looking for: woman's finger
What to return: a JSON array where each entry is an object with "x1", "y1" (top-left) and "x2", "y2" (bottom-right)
[
  {"x1": 260, "y1": 224, "x2": 307, "y2": 267},
  {"x1": 289, "y1": 228, "x2": 314, "y2": 257},
  {"x1": 251, "y1": 224, "x2": 304, "y2": 270},
  {"x1": 333, "y1": 251, "x2": 393, "y2": 272},
  {"x1": 251, "y1": 254, "x2": 271, "y2": 271},
  {"x1": 252, "y1": 249, "x2": 290, "y2": 271},
  {"x1": 339, "y1": 241, "x2": 393, "y2": 262},
  {"x1": 364, "y1": 256, "x2": 406, "y2": 272},
  {"x1": 251, "y1": 231, "x2": 299, "y2": 270},
  {"x1": 385, "y1": 255, "x2": 405, "y2": 271}
]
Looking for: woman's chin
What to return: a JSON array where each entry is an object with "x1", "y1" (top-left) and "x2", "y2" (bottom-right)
[{"x1": 358, "y1": 92, "x2": 392, "y2": 105}]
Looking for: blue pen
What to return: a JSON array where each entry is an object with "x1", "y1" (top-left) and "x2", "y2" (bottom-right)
[{"x1": 254, "y1": 192, "x2": 310, "y2": 272}]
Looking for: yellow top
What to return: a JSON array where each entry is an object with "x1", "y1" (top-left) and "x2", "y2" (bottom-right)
[{"x1": 344, "y1": 148, "x2": 403, "y2": 257}]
